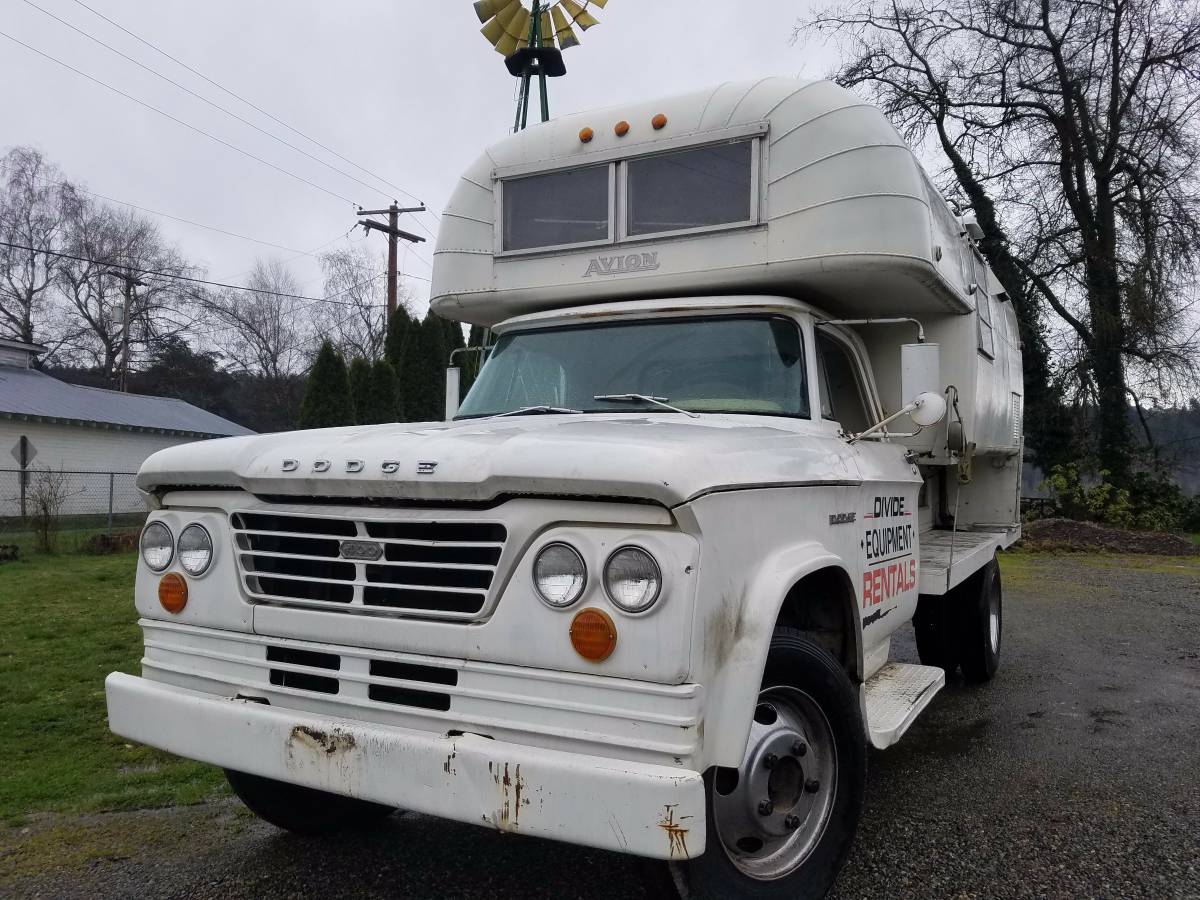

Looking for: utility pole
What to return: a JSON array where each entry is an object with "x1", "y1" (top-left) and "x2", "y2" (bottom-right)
[
  {"x1": 357, "y1": 203, "x2": 426, "y2": 321},
  {"x1": 104, "y1": 267, "x2": 147, "y2": 392}
]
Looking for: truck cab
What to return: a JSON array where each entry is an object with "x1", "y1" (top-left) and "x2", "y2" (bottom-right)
[{"x1": 106, "y1": 77, "x2": 1022, "y2": 900}]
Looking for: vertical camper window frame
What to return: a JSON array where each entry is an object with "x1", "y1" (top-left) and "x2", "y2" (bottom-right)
[
  {"x1": 617, "y1": 138, "x2": 762, "y2": 242},
  {"x1": 971, "y1": 249, "x2": 996, "y2": 360},
  {"x1": 496, "y1": 164, "x2": 616, "y2": 255}
]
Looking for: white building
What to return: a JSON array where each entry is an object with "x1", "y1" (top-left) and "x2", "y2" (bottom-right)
[{"x1": 0, "y1": 338, "x2": 252, "y2": 517}]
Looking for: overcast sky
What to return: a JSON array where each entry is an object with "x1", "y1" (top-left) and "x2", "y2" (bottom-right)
[{"x1": 0, "y1": 0, "x2": 838, "y2": 315}]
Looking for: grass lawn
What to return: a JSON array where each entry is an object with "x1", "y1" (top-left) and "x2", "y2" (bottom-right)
[{"x1": 0, "y1": 551, "x2": 224, "y2": 826}]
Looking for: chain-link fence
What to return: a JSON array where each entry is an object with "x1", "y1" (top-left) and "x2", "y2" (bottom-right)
[{"x1": 0, "y1": 468, "x2": 146, "y2": 554}]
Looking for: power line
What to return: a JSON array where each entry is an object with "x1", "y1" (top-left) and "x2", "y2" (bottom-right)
[
  {"x1": 19, "y1": 0, "x2": 407, "y2": 208},
  {"x1": 0, "y1": 28, "x2": 359, "y2": 207},
  {"x1": 0, "y1": 158, "x2": 323, "y2": 257},
  {"x1": 67, "y1": 0, "x2": 442, "y2": 222},
  {"x1": 0, "y1": 238, "x2": 384, "y2": 304}
]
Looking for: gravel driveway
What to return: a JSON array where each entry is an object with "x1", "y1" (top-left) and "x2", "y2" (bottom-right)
[{"x1": 3, "y1": 553, "x2": 1198, "y2": 899}]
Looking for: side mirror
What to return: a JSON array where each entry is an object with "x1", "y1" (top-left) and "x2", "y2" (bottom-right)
[
  {"x1": 445, "y1": 366, "x2": 461, "y2": 420},
  {"x1": 910, "y1": 391, "x2": 947, "y2": 427}
]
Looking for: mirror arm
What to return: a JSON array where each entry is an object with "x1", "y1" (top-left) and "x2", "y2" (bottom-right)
[{"x1": 848, "y1": 400, "x2": 922, "y2": 443}]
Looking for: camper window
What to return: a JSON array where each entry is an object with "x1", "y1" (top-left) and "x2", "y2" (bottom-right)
[
  {"x1": 971, "y1": 249, "x2": 996, "y2": 358},
  {"x1": 626, "y1": 140, "x2": 754, "y2": 237},
  {"x1": 502, "y1": 164, "x2": 610, "y2": 251}
]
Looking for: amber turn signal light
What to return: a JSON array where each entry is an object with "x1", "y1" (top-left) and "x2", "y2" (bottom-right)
[
  {"x1": 651, "y1": 113, "x2": 668, "y2": 130},
  {"x1": 579, "y1": 126, "x2": 594, "y2": 143},
  {"x1": 569, "y1": 607, "x2": 617, "y2": 662},
  {"x1": 614, "y1": 120, "x2": 630, "y2": 137},
  {"x1": 158, "y1": 572, "x2": 188, "y2": 614}
]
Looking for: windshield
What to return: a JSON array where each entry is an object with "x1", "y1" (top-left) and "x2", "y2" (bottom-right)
[{"x1": 456, "y1": 315, "x2": 810, "y2": 419}]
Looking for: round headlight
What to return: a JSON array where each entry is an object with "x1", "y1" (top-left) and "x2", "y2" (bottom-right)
[
  {"x1": 140, "y1": 521, "x2": 173, "y2": 572},
  {"x1": 178, "y1": 524, "x2": 214, "y2": 576},
  {"x1": 604, "y1": 546, "x2": 662, "y2": 614},
  {"x1": 533, "y1": 542, "x2": 587, "y2": 608}
]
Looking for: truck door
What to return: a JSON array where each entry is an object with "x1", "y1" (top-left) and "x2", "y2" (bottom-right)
[{"x1": 815, "y1": 331, "x2": 920, "y2": 655}]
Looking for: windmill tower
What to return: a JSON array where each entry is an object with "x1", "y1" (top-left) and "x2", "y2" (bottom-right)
[{"x1": 473, "y1": 0, "x2": 611, "y2": 132}]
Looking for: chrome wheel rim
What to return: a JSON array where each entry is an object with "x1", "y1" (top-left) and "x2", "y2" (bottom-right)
[
  {"x1": 987, "y1": 578, "x2": 1001, "y2": 654},
  {"x1": 712, "y1": 686, "x2": 837, "y2": 881}
]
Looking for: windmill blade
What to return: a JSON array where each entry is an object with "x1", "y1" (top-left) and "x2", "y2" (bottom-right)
[
  {"x1": 473, "y1": 0, "x2": 508, "y2": 23},
  {"x1": 480, "y1": 0, "x2": 524, "y2": 53},
  {"x1": 539, "y1": 11, "x2": 555, "y2": 47},
  {"x1": 506, "y1": 5, "x2": 531, "y2": 48},
  {"x1": 550, "y1": 4, "x2": 580, "y2": 48},
  {"x1": 559, "y1": 0, "x2": 601, "y2": 30}
]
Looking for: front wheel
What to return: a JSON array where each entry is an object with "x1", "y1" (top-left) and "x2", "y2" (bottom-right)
[
  {"x1": 661, "y1": 628, "x2": 865, "y2": 899},
  {"x1": 224, "y1": 770, "x2": 396, "y2": 835}
]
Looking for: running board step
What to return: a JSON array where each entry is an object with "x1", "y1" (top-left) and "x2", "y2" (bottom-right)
[{"x1": 864, "y1": 663, "x2": 945, "y2": 749}]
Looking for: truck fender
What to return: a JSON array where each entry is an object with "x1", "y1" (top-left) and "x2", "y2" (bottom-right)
[{"x1": 701, "y1": 541, "x2": 863, "y2": 768}]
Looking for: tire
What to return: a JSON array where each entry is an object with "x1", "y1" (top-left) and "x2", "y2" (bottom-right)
[
  {"x1": 956, "y1": 556, "x2": 1002, "y2": 683},
  {"x1": 224, "y1": 770, "x2": 395, "y2": 835},
  {"x1": 659, "y1": 628, "x2": 865, "y2": 900},
  {"x1": 913, "y1": 593, "x2": 960, "y2": 675}
]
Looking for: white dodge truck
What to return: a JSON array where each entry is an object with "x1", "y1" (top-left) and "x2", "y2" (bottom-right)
[{"x1": 107, "y1": 77, "x2": 1023, "y2": 899}]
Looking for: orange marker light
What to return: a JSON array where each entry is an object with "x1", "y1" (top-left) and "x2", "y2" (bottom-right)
[
  {"x1": 579, "y1": 126, "x2": 594, "y2": 143},
  {"x1": 159, "y1": 573, "x2": 188, "y2": 614},
  {"x1": 614, "y1": 120, "x2": 630, "y2": 137},
  {"x1": 569, "y1": 607, "x2": 617, "y2": 662},
  {"x1": 651, "y1": 113, "x2": 668, "y2": 130}
]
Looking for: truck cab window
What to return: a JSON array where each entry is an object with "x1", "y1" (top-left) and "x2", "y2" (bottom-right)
[
  {"x1": 626, "y1": 140, "x2": 754, "y2": 236},
  {"x1": 459, "y1": 315, "x2": 810, "y2": 419},
  {"x1": 816, "y1": 332, "x2": 871, "y2": 433},
  {"x1": 502, "y1": 165, "x2": 610, "y2": 251}
]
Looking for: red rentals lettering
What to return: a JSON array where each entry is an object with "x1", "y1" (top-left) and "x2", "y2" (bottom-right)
[{"x1": 861, "y1": 558, "x2": 918, "y2": 608}]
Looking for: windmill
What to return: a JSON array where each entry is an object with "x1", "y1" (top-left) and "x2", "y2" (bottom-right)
[{"x1": 473, "y1": 0, "x2": 610, "y2": 132}]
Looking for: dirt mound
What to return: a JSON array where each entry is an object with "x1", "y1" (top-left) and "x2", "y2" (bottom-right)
[{"x1": 1021, "y1": 518, "x2": 1198, "y2": 555}]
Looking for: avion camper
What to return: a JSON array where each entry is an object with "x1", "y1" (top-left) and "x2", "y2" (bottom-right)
[{"x1": 107, "y1": 78, "x2": 1023, "y2": 899}]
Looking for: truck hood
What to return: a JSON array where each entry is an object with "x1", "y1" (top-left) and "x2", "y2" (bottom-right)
[{"x1": 137, "y1": 414, "x2": 861, "y2": 508}]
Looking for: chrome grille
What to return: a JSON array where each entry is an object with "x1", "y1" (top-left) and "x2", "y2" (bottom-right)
[{"x1": 232, "y1": 511, "x2": 506, "y2": 620}]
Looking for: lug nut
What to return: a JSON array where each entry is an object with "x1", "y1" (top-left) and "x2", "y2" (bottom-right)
[
  {"x1": 763, "y1": 753, "x2": 778, "y2": 770},
  {"x1": 757, "y1": 800, "x2": 773, "y2": 816},
  {"x1": 791, "y1": 740, "x2": 807, "y2": 757},
  {"x1": 805, "y1": 778, "x2": 820, "y2": 793},
  {"x1": 784, "y1": 814, "x2": 800, "y2": 829}
]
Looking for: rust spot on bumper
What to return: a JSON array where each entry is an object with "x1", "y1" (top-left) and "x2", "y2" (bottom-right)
[
  {"x1": 658, "y1": 804, "x2": 691, "y2": 858},
  {"x1": 288, "y1": 725, "x2": 355, "y2": 755}
]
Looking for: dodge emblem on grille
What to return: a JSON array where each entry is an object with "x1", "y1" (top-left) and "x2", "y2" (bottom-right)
[{"x1": 339, "y1": 539, "x2": 384, "y2": 561}]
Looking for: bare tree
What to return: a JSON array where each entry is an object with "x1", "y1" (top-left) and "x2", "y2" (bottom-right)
[
  {"x1": 201, "y1": 257, "x2": 310, "y2": 421},
  {"x1": 800, "y1": 0, "x2": 1200, "y2": 480},
  {"x1": 53, "y1": 198, "x2": 198, "y2": 382},
  {"x1": 0, "y1": 147, "x2": 72, "y2": 348},
  {"x1": 315, "y1": 245, "x2": 396, "y2": 361}
]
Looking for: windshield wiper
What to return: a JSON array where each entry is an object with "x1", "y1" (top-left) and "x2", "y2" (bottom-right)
[
  {"x1": 486, "y1": 405, "x2": 583, "y2": 418},
  {"x1": 592, "y1": 393, "x2": 700, "y2": 418}
]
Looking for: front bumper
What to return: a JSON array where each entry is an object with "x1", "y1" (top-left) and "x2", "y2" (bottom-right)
[{"x1": 106, "y1": 672, "x2": 706, "y2": 859}]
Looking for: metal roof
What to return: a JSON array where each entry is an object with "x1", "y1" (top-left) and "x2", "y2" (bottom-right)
[{"x1": 0, "y1": 364, "x2": 254, "y2": 437}]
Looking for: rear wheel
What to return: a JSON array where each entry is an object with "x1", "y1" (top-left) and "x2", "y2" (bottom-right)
[
  {"x1": 224, "y1": 770, "x2": 395, "y2": 835},
  {"x1": 957, "y1": 557, "x2": 1002, "y2": 683},
  {"x1": 660, "y1": 628, "x2": 865, "y2": 899}
]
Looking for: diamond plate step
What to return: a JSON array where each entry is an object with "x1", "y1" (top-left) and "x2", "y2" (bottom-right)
[{"x1": 864, "y1": 662, "x2": 945, "y2": 749}]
